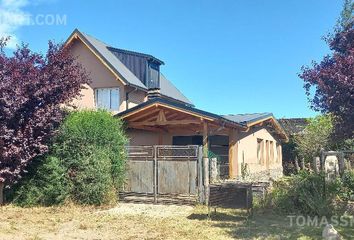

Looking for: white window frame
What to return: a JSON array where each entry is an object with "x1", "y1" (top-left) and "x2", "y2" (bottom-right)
[{"x1": 95, "y1": 87, "x2": 120, "y2": 111}]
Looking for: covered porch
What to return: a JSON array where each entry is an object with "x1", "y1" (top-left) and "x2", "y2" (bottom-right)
[{"x1": 117, "y1": 98, "x2": 247, "y2": 179}]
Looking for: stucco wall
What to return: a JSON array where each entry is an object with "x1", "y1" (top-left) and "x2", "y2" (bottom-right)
[
  {"x1": 236, "y1": 126, "x2": 283, "y2": 181},
  {"x1": 69, "y1": 39, "x2": 147, "y2": 113}
]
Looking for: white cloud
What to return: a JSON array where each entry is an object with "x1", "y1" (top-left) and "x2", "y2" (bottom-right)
[{"x1": 0, "y1": 0, "x2": 31, "y2": 49}]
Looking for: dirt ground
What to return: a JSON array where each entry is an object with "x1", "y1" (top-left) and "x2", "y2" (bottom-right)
[{"x1": 1, "y1": 203, "x2": 353, "y2": 240}]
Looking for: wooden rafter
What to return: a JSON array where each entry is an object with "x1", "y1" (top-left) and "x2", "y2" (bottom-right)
[
  {"x1": 128, "y1": 108, "x2": 160, "y2": 122},
  {"x1": 129, "y1": 119, "x2": 201, "y2": 127},
  {"x1": 157, "y1": 109, "x2": 167, "y2": 122}
]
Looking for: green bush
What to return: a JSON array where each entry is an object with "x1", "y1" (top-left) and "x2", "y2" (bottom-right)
[
  {"x1": 9, "y1": 156, "x2": 70, "y2": 207},
  {"x1": 70, "y1": 146, "x2": 117, "y2": 205},
  {"x1": 341, "y1": 170, "x2": 354, "y2": 200},
  {"x1": 10, "y1": 110, "x2": 127, "y2": 206},
  {"x1": 55, "y1": 110, "x2": 127, "y2": 192},
  {"x1": 268, "y1": 171, "x2": 346, "y2": 216}
]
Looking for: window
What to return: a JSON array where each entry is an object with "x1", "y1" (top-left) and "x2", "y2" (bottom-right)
[
  {"x1": 257, "y1": 138, "x2": 263, "y2": 164},
  {"x1": 95, "y1": 88, "x2": 120, "y2": 111},
  {"x1": 147, "y1": 62, "x2": 160, "y2": 89}
]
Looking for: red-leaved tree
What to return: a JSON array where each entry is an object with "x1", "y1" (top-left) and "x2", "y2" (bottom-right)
[
  {"x1": 299, "y1": 21, "x2": 354, "y2": 140},
  {"x1": 0, "y1": 39, "x2": 89, "y2": 190}
]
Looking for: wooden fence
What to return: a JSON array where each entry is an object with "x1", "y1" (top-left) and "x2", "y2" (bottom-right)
[{"x1": 119, "y1": 145, "x2": 204, "y2": 204}]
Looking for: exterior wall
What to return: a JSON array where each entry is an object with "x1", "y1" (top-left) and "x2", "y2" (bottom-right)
[
  {"x1": 127, "y1": 129, "x2": 172, "y2": 145},
  {"x1": 125, "y1": 86, "x2": 147, "y2": 110},
  {"x1": 127, "y1": 126, "x2": 283, "y2": 182},
  {"x1": 69, "y1": 39, "x2": 147, "y2": 113},
  {"x1": 127, "y1": 129, "x2": 201, "y2": 146},
  {"x1": 235, "y1": 126, "x2": 283, "y2": 181}
]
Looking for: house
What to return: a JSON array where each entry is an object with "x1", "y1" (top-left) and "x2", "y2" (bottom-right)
[{"x1": 65, "y1": 29, "x2": 288, "y2": 181}]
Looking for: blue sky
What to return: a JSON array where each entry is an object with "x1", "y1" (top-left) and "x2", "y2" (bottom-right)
[{"x1": 0, "y1": 0, "x2": 343, "y2": 118}]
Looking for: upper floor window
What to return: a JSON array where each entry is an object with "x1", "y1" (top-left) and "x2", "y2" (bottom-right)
[
  {"x1": 147, "y1": 62, "x2": 160, "y2": 89},
  {"x1": 95, "y1": 88, "x2": 120, "y2": 111}
]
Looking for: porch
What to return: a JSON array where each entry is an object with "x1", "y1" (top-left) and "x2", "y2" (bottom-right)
[{"x1": 117, "y1": 98, "x2": 246, "y2": 179}]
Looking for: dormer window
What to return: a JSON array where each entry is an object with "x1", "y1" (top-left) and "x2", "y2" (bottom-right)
[
  {"x1": 147, "y1": 62, "x2": 160, "y2": 89},
  {"x1": 95, "y1": 88, "x2": 120, "y2": 111}
]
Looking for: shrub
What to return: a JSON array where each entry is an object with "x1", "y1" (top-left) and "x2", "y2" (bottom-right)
[
  {"x1": 10, "y1": 110, "x2": 127, "y2": 206},
  {"x1": 55, "y1": 110, "x2": 127, "y2": 192},
  {"x1": 268, "y1": 171, "x2": 346, "y2": 216},
  {"x1": 341, "y1": 170, "x2": 354, "y2": 200},
  {"x1": 70, "y1": 146, "x2": 117, "y2": 205},
  {"x1": 9, "y1": 156, "x2": 70, "y2": 207}
]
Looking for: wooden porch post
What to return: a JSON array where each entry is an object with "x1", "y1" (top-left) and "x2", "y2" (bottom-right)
[
  {"x1": 202, "y1": 121, "x2": 209, "y2": 205},
  {"x1": 202, "y1": 121, "x2": 208, "y2": 158},
  {"x1": 229, "y1": 129, "x2": 238, "y2": 179}
]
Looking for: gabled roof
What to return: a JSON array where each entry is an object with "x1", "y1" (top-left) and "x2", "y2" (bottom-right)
[
  {"x1": 65, "y1": 29, "x2": 193, "y2": 106},
  {"x1": 116, "y1": 97, "x2": 244, "y2": 127},
  {"x1": 116, "y1": 97, "x2": 288, "y2": 141}
]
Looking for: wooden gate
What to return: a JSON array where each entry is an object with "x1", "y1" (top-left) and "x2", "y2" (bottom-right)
[{"x1": 119, "y1": 145, "x2": 203, "y2": 204}]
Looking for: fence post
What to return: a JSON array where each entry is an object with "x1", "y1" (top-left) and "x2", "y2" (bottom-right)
[
  {"x1": 339, "y1": 152, "x2": 345, "y2": 176},
  {"x1": 203, "y1": 157, "x2": 210, "y2": 206},
  {"x1": 294, "y1": 156, "x2": 300, "y2": 173},
  {"x1": 198, "y1": 146, "x2": 204, "y2": 203},
  {"x1": 153, "y1": 146, "x2": 157, "y2": 204},
  {"x1": 320, "y1": 149, "x2": 325, "y2": 171},
  {"x1": 312, "y1": 157, "x2": 319, "y2": 173},
  {"x1": 210, "y1": 158, "x2": 218, "y2": 183}
]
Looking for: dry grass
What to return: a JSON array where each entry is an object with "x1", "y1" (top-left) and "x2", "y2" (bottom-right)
[{"x1": 0, "y1": 203, "x2": 353, "y2": 240}]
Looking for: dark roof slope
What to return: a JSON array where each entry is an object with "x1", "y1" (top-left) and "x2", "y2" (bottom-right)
[
  {"x1": 108, "y1": 47, "x2": 164, "y2": 65},
  {"x1": 222, "y1": 113, "x2": 273, "y2": 125},
  {"x1": 278, "y1": 118, "x2": 308, "y2": 135}
]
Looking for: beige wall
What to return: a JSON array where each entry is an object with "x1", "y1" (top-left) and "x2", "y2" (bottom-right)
[
  {"x1": 127, "y1": 125, "x2": 283, "y2": 180},
  {"x1": 236, "y1": 126, "x2": 282, "y2": 176},
  {"x1": 69, "y1": 39, "x2": 147, "y2": 113}
]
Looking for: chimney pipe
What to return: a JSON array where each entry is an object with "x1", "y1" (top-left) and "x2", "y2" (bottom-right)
[{"x1": 147, "y1": 88, "x2": 161, "y2": 100}]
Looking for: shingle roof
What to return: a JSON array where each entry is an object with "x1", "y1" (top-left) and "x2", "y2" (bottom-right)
[
  {"x1": 222, "y1": 113, "x2": 273, "y2": 125},
  {"x1": 68, "y1": 29, "x2": 193, "y2": 105}
]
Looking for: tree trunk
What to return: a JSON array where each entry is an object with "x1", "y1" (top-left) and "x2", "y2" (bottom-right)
[{"x1": 0, "y1": 182, "x2": 4, "y2": 205}]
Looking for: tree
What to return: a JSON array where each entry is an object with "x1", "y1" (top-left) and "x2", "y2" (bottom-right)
[
  {"x1": 336, "y1": 0, "x2": 354, "y2": 31},
  {"x1": 299, "y1": 2, "x2": 353, "y2": 140},
  {"x1": 0, "y1": 39, "x2": 89, "y2": 198},
  {"x1": 294, "y1": 115, "x2": 333, "y2": 164}
]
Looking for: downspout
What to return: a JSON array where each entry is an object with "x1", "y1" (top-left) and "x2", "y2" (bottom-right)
[{"x1": 125, "y1": 87, "x2": 138, "y2": 110}]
